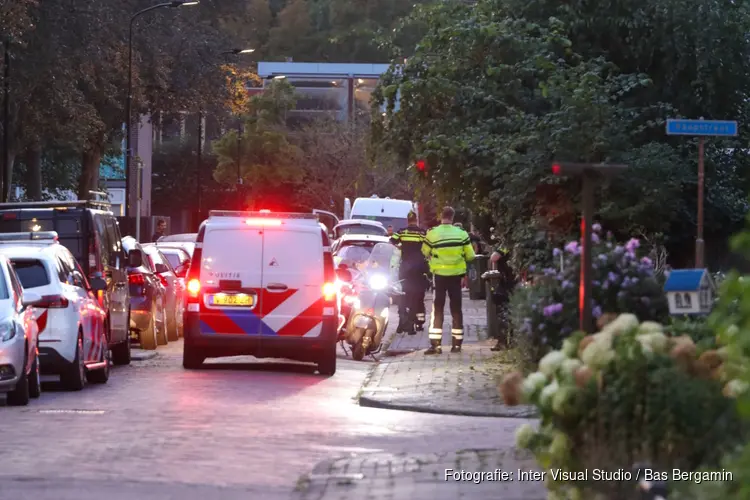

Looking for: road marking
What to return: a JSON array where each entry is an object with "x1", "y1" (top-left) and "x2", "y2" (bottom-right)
[{"x1": 38, "y1": 409, "x2": 107, "y2": 414}]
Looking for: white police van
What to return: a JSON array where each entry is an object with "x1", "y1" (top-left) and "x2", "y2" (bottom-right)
[{"x1": 183, "y1": 211, "x2": 338, "y2": 375}]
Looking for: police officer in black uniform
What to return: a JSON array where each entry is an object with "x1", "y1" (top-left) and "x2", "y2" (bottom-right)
[{"x1": 390, "y1": 212, "x2": 428, "y2": 334}]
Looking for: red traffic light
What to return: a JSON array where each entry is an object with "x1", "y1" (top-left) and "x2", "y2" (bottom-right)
[
  {"x1": 415, "y1": 159, "x2": 426, "y2": 172},
  {"x1": 552, "y1": 164, "x2": 562, "y2": 175}
]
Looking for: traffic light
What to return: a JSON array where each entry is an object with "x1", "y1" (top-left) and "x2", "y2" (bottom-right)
[
  {"x1": 552, "y1": 163, "x2": 562, "y2": 175},
  {"x1": 415, "y1": 159, "x2": 426, "y2": 172}
]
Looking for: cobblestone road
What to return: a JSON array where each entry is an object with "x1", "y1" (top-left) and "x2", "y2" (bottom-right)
[{"x1": 0, "y1": 303, "x2": 531, "y2": 499}]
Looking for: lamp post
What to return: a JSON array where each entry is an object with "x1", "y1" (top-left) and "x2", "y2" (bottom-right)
[
  {"x1": 2, "y1": 39, "x2": 9, "y2": 203},
  {"x1": 125, "y1": 0, "x2": 199, "y2": 232},
  {"x1": 551, "y1": 162, "x2": 628, "y2": 333},
  {"x1": 196, "y1": 48, "x2": 253, "y2": 225}
]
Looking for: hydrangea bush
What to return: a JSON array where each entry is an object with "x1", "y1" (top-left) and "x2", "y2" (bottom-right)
[
  {"x1": 499, "y1": 314, "x2": 743, "y2": 499},
  {"x1": 509, "y1": 225, "x2": 669, "y2": 362}
]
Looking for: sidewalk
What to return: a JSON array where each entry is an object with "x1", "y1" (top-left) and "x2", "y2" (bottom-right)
[
  {"x1": 292, "y1": 448, "x2": 547, "y2": 500},
  {"x1": 359, "y1": 292, "x2": 536, "y2": 418}
]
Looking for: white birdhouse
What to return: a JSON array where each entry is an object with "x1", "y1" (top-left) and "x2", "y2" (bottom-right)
[{"x1": 663, "y1": 269, "x2": 715, "y2": 316}]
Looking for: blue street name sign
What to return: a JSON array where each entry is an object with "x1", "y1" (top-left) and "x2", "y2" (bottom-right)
[{"x1": 666, "y1": 119, "x2": 738, "y2": 137}]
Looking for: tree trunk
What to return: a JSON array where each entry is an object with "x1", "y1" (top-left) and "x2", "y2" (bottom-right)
[
  {"x1": 24, "y1": 145, "x2": 43, "y2": 200},
  {"x1": 4, "y1": 151, "x2": 15, "y2": 201},
  {"x1": 78, "y1": 145, "x2": 102, "y2": 200}
]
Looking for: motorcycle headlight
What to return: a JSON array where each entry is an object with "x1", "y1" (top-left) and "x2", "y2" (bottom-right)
[
  {"x1": 0, "y1": 322, "x2": 15, "y2": 342},
  {"x1": 369, "y1": 274, "x2": 388, "y2": 290}
]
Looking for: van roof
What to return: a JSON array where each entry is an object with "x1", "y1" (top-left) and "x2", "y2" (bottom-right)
[{"x1": 205, "y1": 210, "x2": 322, "y2": 231}]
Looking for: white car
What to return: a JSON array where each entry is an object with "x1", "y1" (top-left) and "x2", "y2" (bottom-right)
[
  {"x1": 0, "y1": 232, "x2": 109, "y2": 390},
  {"x1": 332, "y1": 234, "x2": 391, "y2": 261},
  {"x1": 331, "y1": 220, "x2": 387, "y2": 240},
  {"x1": 0, "y1": 252, "x2": 42, "y2": 406},
  {"x1": 183, "y1": 210, "x2": 338, "y2": 375}
]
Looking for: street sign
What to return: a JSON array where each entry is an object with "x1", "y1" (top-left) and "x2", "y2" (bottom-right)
[{"x1": 666, "y1": 119, "x2": 738, "y2": 136}]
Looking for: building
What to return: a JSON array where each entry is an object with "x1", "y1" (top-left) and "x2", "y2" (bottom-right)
[{"x1": 257, "y1": 62, "x2": 394, "y2": 123}]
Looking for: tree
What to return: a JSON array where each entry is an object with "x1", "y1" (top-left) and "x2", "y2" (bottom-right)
[
  {"x1": 211, "y1": 80, "x2": 302, "y2": 208},
  {"x1": 372, "y1": 0, "x2": 750, "y2": 269}
]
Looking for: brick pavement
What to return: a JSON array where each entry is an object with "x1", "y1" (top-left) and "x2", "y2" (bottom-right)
[
  {"x1": 359, "y1": 292, "x2": 537, "y2": 418},
  {"x1": 292, "y1": 448, "x2": 547, "y2": 500}
]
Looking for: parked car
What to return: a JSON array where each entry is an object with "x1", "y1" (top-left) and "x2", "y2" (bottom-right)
[
  {"x1": 122, "y1": 237, "x2": 167, "y2": 350},
  {"x1": 0, "y1": 200, "x2": 136, "y2": 365},
  {"x1": 0, "y1": 231, "x2": 110, "y2": 389},
  {"x1": 183, "y1": 210, "x2": 337, "y2": 375},
  {"x1": 157, "y1": 233, "x2": 196, "y2": 257},
  {"x1": 332, "y1": 220, "x2": 387, "y2": 240},
  {"x1": 0, "y1": 253, "x2": 42, "y2": 406},
  {"x1": 142, "y1": 244, "x2": 182, "y2": 341}
]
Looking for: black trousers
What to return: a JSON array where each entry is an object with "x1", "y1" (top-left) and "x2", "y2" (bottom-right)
[
  {"x1": 399, "y1": 273, "x2": 427, "y2": 329},
  {"x1": 429, "y1": 275, "x2": 463, "y2": 345}
]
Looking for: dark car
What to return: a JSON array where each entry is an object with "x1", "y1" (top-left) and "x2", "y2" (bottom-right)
[
  {"x1": 122, "y1": 237, "x2": 168, "y2": 350},
  {"x1": 0, "y1": 200, "x2": 139, "y2": 365},
  {"x1": 142, "y1": 244, "x2": 183, "y2": 341}
]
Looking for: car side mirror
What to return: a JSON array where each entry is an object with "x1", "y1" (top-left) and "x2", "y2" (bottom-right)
[
  {"x1": 89, "y1": 276, "x2": 107, "y2": 292},
  {"x1": 155, "y1": 263, "x2": 170, "y2": 274},
  {"x1": 22, "y1": 291, "x2": 42, "y2": 307},
  {"x1": 128, "y1": 250, "x2": 143, "y2": 267},
  {"x1": 175, "y1": 263, "x2": 189, "y2": 278},
  {"x1": 336, "y1": 268, "x2": 352, "y2": 282}
]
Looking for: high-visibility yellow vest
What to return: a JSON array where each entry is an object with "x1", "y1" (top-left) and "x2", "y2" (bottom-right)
[{"x1": 421, "y1": 224, "x2": 476, "y2": 276}]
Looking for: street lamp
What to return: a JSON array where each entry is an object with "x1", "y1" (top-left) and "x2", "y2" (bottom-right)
[
  {"x1": 125, "y1": 0, "x2": 199, "y2": 238},
  {"x1": 196, "y1": 48, "x2": 253, "y2": 226}
]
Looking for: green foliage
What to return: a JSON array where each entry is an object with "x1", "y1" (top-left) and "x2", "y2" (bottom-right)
[
  {"x1": 372, "y1": 0, "x2": 750, "y2": 269},
  {"x1": 509, "y1": 227, "x2": 669, "y2": 362},
  {"x1": 518, "y1": 325, "x2": 742, "y2": 499}
]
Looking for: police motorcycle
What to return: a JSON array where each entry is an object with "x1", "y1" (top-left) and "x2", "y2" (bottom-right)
[
  {"x1": 335, "y1": 242, "x2": 403, "y2": 361},
  {"x1": 333, "y1": 245, "x2": 374, "y2": 340}
]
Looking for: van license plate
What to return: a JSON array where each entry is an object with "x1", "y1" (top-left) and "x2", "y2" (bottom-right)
[
  {"x1": 354, "y1": 316, "x2": 371, "y2": 328},
  {"x1": 210, "y1": 294, "x2": 254, "y2": 307}
]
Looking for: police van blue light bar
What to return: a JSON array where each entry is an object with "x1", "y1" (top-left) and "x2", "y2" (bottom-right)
[{"x1": 0, "y1": 231, "x2": 59, "y2": 242}]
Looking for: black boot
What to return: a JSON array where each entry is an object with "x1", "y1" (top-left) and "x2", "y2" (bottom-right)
[
  {"x1": 450, "y1": 337, "x2": 462, "y2": 353},
  {"x1": 490, "y1": 339, "x2": 504, "y2": 351},
  {"x1": 424, "y1": 339, "x2": 442, "y2": 355},
  {"x1": 415, "y1": 323, "x2": 424, "y2": 332}
]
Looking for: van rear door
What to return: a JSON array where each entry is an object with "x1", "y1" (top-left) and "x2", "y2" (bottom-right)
[
  {"x1": 261, "y1": 225, "x2": 324, "y2": 337},
  {"x1": 198, "y1": 223, "x2": 264, "y2": 336}
]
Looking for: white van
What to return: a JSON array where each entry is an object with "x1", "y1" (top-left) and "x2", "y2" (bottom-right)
[
  {"x1": 349, "y1": 196, "x2": 417, "y2": 232},
  {"x1": 182, "y1": 210, "x2": 338, "y2": 375}
]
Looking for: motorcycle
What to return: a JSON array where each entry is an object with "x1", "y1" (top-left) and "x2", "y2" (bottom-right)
[{"x1": 336, "y1": 242, "x2": 403, "y2": 361}]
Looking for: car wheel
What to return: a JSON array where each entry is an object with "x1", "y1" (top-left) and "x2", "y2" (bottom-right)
[
  {"x1": 61, "y1": 333, "x2": 86, "y2": 391},
  {"x1": 317, "y1": 341, "x2": 337, "y2": 376},
  {"x1": 182, "y1": 341, "x2": 204, "y2": 369},
  {"x1": 28, "y1": 348, "x2": 41, "y2": 398},
  {"x1": 139, "y1": 308, "x2": 159, "y2": 350},
  {"x1": 7, "y1": 351, "x2": 30, "y2": 406},
  {"x1": 111, "y1": 314, "x2": 132, "y2": 366},
  {"x1": 156, "y1": 306, "x2": 169, "y2": 346},
  {"x1": 87, "y1": 345, "x2": 110, "y2": 384},
  {"x1": 166, "y1": 306, "x2": 179, "y2": 342}
]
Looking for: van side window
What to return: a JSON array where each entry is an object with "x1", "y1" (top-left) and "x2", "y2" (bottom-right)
[
  {"x1": 104, "y1": 217, "x2": 122, "y2": 268},
  {"x1": 94, "y1": 214, "x2": 111, "y2": 269}
]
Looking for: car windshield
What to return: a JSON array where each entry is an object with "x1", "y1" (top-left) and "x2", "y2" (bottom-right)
[
  {"x1": 335, "y1": 224, "x2": 386, "y2": 238},
  {"x1": 10, "y1": 259, "x2": 50, "y2": 288},
  {"x1": 335, "y1": 244, "x2": 373, "y2": 270}
]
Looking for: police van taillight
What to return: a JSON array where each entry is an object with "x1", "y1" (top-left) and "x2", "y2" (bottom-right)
[
  {"x1": 185, "y1": 225, "x2": 205, "y2": 311},
  {"x1": 321, "y1": 228, "x2": 336, "y2": 316}
]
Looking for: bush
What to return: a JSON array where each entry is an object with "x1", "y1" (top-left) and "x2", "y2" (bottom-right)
[
  {"x1": 504, "y1": 315, "x2": 743, "y2": 500},
  {"x1": 509, "y1": 226, "x2": 669, "y2": 362}
]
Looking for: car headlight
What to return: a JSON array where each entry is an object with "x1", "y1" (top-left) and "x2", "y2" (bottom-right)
[
  {"x1": 369, "y1": 274, "x2": 388, "y2": 290},
  {"x1": 0, "y1": 322, "x2": 15, "y2": 342}
]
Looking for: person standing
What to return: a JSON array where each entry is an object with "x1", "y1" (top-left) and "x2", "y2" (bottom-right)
[
  {"x1": 152, "y1": 219, "x2": 167, "y2": 242},
  {"x1": 390, "y1": 212, "x2": 428, "y2": 334},
  {"x1": 421, "y1": 206, "x2": 476, "y2": 354},
  {"x1": 488, "y1": 245, "x2": 515, "y2": 351}
]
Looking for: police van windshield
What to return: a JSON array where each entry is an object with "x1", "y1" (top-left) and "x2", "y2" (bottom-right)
[{"x1": 351, "y1": 216, "x2": 408, "y2": 232}]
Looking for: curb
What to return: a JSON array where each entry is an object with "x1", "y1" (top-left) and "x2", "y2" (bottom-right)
[
  {"x1": 130, "y1": 350, "x2": 158, "y2": 361},
  {"x1": 358, "y1": 394, "x2": 538, "y2": 418}
]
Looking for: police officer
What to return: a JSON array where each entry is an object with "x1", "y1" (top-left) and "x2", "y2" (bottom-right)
[
  {"x1": 390, "y1": 212, "x2": 428, "y2": 334},
  {"x1": 489, "y1": 245, "x2": 515, "y2": 351},
  {"x1": 421, "y1": 206, "x2": 476, "y2": 354}
]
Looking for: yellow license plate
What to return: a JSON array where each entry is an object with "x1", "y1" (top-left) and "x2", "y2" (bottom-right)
[{"x1": 211, "y1": 294, "x2": 254, "y2": 307}]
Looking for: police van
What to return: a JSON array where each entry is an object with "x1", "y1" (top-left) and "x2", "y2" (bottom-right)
[{"x1": 182, "y1": 210, "x2": 338, "y2": 375}]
